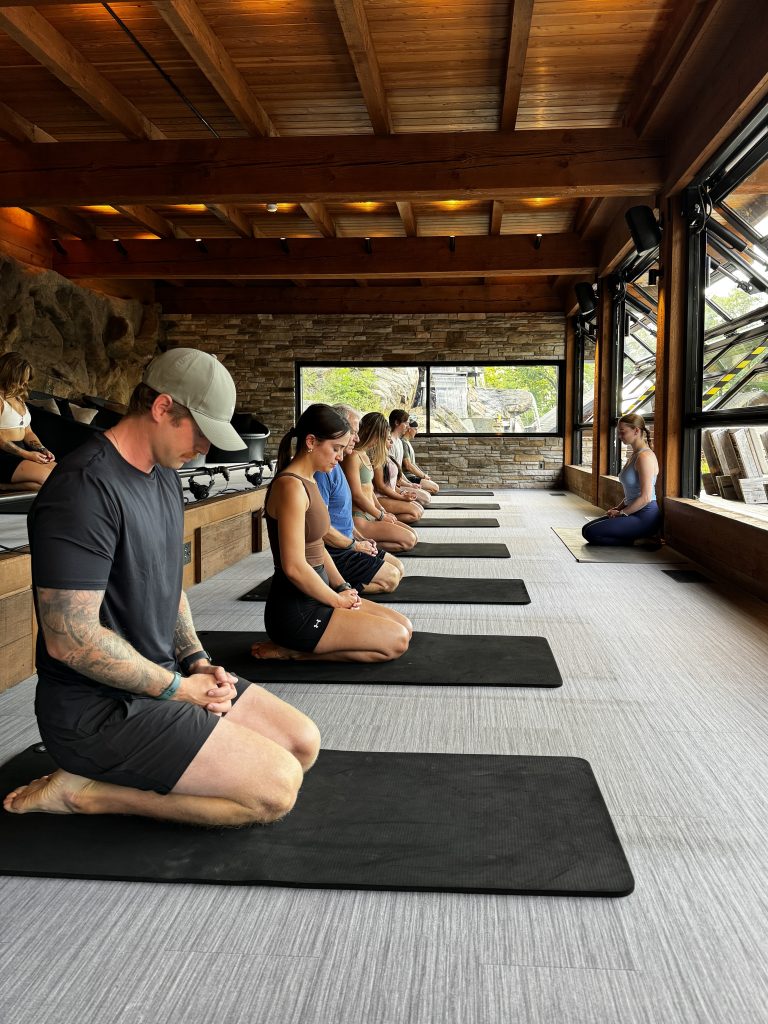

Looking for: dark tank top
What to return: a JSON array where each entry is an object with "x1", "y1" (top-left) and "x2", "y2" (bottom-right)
[{"x1": 265, "y1": 471, "x2": 330, "y2": 569}]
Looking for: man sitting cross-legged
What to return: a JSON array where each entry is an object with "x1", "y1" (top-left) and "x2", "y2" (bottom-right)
[
  {"x1": 314, "y1": 404, "x2": 404, "y2": 595},
  {"x1": 3, "y1": 348, "x2": 319, "y2": 828}
]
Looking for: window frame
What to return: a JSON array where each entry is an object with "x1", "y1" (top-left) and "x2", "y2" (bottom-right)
[
  {"x1": 572, "y1": 313, "x2": 596, "y2": 465},
  {"x1": 681, "y1": 101, "x2": 768, "y2": 497},
  {"x1": 295, "y1": 360, "x2": 566, "y2": 438}
]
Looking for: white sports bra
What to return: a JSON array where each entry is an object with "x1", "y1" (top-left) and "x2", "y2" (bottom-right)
[{"x1": 0, "y1": 398, "x2": 31, "y2": 429}]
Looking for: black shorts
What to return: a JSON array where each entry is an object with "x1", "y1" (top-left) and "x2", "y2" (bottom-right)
[
  {"x1": 0, "y1": 450, "x2": 24, "y2": 484},
  {"x1": 264, "y1": 564, "x2": 335, "y2": 653},
  {"x1": 327, "y1": 543, "x2": 385, "y2": 589},
  {"x1": 35, "y1": 675, "x2": 252, "y2": 795}
]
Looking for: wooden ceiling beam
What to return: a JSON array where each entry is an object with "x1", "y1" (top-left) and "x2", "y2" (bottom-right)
[
  {"x1": 157, "y1": 283, "x2": 564, "y2": 315},
  {"x1": 0, "y1": 8, "x2": 164, "y2": 141},
  {"x1": 25, "y1": 206, "x2": 96, "y2": 240},
  {"x1": 664, "y1": 1, "x2": 768, "y2": 194},
  {"x1": 206, "y1": 203, "x2": 257, "y2": 239},
  {"x1": 489, "y1": 200, "x2": 504, "y2": 235},
  {"x1": 333, "y1": 0, "x2": 392, "y2": 135},
  {"x1": 153, "y1": 0, "x2": 278, "y2": 138},
  {"x1": 300, "y1": 202, "x2": 336, "y2": 238},
  {"x1": 114, "y1": 205, "x2": 185, "y2": 240},
  {"x1": 396, "y1": 201, "x2": 417, "y2": 237},
  {"x1": 0, "y1": 130, "x2": 664, "y2": 207},
  {"x1": 0, "y1": 100, "x2": 56, "y2": 144},
  {"x1": 499, "y1": 0, "x2": 534, "y2": 132},
  {"x1": 50, "y1": 234, "x2": 597, "y2": 280},
  {"x1": 626, "y1": 0, "x2": 724, "y2": 138}
]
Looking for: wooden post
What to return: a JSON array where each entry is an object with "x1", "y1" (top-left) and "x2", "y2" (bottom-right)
[
  {"x1": 563, "y1": 316, "x2": 575, "y2": 466},
  {"x1": 654, "y1": 195, "x2": 687, "y2": 498},
  {"x1": 591, "y1": 281, "x2": 614, "y2": 506}
]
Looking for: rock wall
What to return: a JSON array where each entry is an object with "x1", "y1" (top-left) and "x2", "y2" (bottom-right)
[
  {"x1": 162, "y1": 311, "x2": 566, "y2": 488},
  {"x1": 0, "y1": 253, "x2": 163, "y2": 403}
]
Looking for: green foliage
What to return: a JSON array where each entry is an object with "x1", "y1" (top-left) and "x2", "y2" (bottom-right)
[
  {"x1": 482, "y1": 365, "x2": 558, "y2": 413},
  {"x1": 301, "y1": 367, "x2": 382, "y2": 411}
]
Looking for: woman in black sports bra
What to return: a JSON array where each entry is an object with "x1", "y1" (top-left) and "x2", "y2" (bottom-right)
[{"x1": 252, "y1": 404, "x2": 412, "y2": 662}]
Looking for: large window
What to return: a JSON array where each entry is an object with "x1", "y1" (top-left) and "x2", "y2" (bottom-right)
[
  {"x1": 683, "y1": 101, "x2": 768, "y2": 505},
  {"x1": 608, "y1": 251, "x2": 660, "y2": 473},
  {"x1": 297, "y1": 362, "x2": 563, "y2": 436},
  {"x1": 572, "y1": 313, "x2": 596, "y2": 466}
]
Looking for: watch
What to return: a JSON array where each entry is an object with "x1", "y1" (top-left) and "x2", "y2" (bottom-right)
[
  {"x1": 335, "y1": 582, "x2": 353, "y2": 593},
  {"x1": 179, "y1": 648, "x2": 211, "y2": 674}
]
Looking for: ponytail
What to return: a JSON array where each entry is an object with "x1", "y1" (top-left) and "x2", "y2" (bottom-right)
[{"x1": 276, "y1": 404, "x2": 349, "y2": 475}]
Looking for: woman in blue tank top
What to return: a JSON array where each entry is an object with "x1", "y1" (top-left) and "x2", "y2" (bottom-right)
[{"x1": 582, "y1": 414, "x2": 662, "y2": 546}]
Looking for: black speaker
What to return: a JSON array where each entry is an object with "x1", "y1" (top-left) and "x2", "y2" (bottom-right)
[
  {"x1": 625, "y1": 206, "x2": 662, "y2": 254},
  {"x1": 574, "y1": 282, "x2": 596, "y2": 315}
]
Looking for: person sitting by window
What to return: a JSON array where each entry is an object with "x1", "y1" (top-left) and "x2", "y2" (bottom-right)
[
  {"x1": 402, "y1": 419, "x2": 439, "y2": 495},
  {"x1": 0, "y1": 352, "x2": 56, "y2": 492},
  {"x1": 313, "y1": 404, "x2": 404, "y2": 594},
  {"x1": 362, "y1": 413, "x2": 423, "y2": 524},
  {"x1": 252, "y1": 404, "x2": 412, "y2": 662},
  {"x1": 582, "y1": 414, "x2": 661, "y2": 546},
  {"x1": 341, "y1": 412, "x2": 418, "y2": 551},
  {"x1": 388, "y1": 408, "x2": 431, "y2": 505}
]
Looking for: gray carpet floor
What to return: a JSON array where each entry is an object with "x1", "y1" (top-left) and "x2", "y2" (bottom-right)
[{"x1": 1, "y1": 490, "x2": 767, "y2": 1024}]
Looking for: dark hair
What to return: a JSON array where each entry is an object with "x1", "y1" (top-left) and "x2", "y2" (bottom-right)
[
  {"x1": 357, "y1": 411, "x2": 390, "y2": 468},
  {"x1": 0, "y1": 351, "x2": 33, "y2": 401},
  {"x1": 618, "y1": 413, "x2": 652, "y2": 449},
  {"x1": 127, "y1": 381, "x2": 189, "y2": 423},
  {"x1": 389, "y1": 408, "x2": 409, "y2": 429},
  {"x1": 276, "y1": 403, "x2": 350, "y2": 473}
]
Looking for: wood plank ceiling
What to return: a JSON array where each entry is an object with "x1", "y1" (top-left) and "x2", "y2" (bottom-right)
[{"x1": 0, "y1": 0, "x2": 738, "y2": 313}]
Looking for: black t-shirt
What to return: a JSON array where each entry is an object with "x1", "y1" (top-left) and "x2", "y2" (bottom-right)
[{"x1": 29, "y1": 435, "x2": 184, "y2": 699}]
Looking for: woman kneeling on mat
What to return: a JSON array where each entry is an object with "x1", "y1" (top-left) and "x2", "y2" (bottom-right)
[
  {"x1": 342, "y1": 413, "x2": 419, "y2": 551},
  {"x1": 0, "y1": 352, "x2": 56, "y2": 492},
  {"x1": 252, "y1": 404, "x2": 412, "y2": 662},
  {"x1": 582, "y1": 414, "x2": 661, "y2": 546},
  {"x1": 360, "y1": 413, "x2": 423, "y2": 524}
]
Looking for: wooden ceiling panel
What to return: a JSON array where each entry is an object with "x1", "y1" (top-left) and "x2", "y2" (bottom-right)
[
  {"x1": 518, "y1": 0, "x2": 674, "y2": 129},
  {"x1": 501, "y1": 199, "x2": 579, "y2": 234}
]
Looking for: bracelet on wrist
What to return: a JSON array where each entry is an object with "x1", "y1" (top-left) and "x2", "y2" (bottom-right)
[
  {"x1": 377, "y1": 509, "x2": 385, "y2": 520},
  {"x1": 335, "y1": 582, "x2": 353, "y2": 593},
  {"x1": 158, "y1": 670, "x2": 182, "y2": 700},
  {"x1": 346, "y1": 538, "x2": 356, "y2": 550}
]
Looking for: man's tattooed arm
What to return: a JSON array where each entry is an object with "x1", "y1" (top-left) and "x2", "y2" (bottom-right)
[
  {"x1": 37, "y1": 587, "x2": 174, "y2": 696},
  {"x1": 173, "y1": 592, "x2": 206, "y2": 663}
]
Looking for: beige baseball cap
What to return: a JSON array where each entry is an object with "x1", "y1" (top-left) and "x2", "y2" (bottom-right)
[{"x1": 142, "y1": 347, "x2": 243, "y2": 450}]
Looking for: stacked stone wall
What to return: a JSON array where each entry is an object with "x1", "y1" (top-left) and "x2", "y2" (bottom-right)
[{"x1": 162, "y1": 312, "x2": 566, "y2": 488}]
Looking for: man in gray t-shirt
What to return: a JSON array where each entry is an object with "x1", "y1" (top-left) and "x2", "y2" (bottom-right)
[{"x1": 4, "y1": 348, "x2": 319, "y2": 828}]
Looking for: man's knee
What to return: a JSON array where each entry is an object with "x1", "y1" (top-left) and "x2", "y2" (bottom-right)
[
  {"x1": 372, "y1": 563, "x2": 400, "y2": 593},
  {"x1": 258, "y1": 756, "x2": 304, "y2": 822},
  {"x1": 293, "y1": 717, "x2": 321, "y2": 768}
]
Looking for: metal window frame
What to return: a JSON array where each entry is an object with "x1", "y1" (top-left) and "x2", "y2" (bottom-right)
[{"x1": 295, "y1": 360, "x2": 566, "y2": 438}]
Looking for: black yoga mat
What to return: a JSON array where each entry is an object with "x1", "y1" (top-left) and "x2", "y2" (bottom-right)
[
  {"x1": 427, "y1": 502, "x2": 500, "y2": 510},
  {"x1": 240, "y1": 575, "x2": 530, "y2": 605},
  {"x1": 0, "y1": 746, "x2": 633, "y2": 896},
  {"x1": 199, "y1": 630, "x2": 561, "y2": 687},
  {"x1": 400, "y1": 542, "x2": 509, "y2": 558},
  {"x1": 436, "y1": 489, "x2": 495, "y2": 496},
  {"x1": 416, "y1": 517, "x2": 499, "y2": 528}
]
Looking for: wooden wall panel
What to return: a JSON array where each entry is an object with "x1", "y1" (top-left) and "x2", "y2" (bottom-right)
[{"x1": 195, "y1": 511, "x2": 254, "y2": 582}]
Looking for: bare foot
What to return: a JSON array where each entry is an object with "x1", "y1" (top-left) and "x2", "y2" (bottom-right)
[
  {"x1": 3, "y1": 769, "x2": 94, "y2": 815},
  {"x1": 251, "y1": 640, "x2": 295, "y2": 660}
]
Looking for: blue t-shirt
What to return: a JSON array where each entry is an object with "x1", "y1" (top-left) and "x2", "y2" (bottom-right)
[{"x1": 314, "y1": 463, "x2": 353, "y2": 538}]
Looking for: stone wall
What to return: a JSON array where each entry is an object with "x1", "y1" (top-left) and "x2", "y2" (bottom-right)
[
  {"x1": 0, "y1": 253, "x2": 162, "y2": 403},
  {"x1": 162, "y1": 312, "x2": 566, "y2": 488}
]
